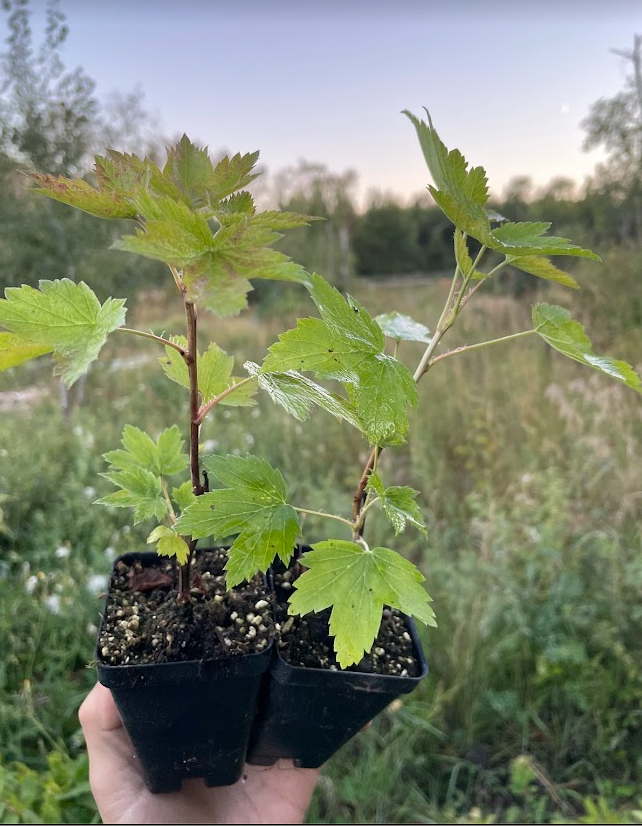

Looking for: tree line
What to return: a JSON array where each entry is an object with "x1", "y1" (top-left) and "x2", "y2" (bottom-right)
[{"x1": 0, "y1": 1, "x2": 640, "y2": 304}]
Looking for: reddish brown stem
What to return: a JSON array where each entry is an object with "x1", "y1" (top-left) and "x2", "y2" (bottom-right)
[
  {"x1": 179, "y1": 298, "x2": 204, "y2": 598},
  {"x1": 351, "y1": 446, "x2": 378, "y2": 536},
  {"x1": 178, "y1": 539, "x2": 197, "y2": 598}
]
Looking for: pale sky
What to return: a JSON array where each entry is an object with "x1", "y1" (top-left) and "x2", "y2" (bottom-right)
[{"x1": 4, "y1": 1, "x2": 642, "y2": 204}]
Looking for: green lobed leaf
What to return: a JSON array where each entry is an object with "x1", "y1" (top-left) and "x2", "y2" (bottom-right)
[
  {"x1": 429, "y1": 187, "x2": 492, "y2": 244},
  {"x1": 375, "y1": 311, "x2": 431, "y2": 344},
  {"x1": 159, "y1": 336, "x2": 190, "y2": 389},
  {"x1": 147, "y1": 525, "x2": 174, "y2": 544},
  {"x1": 403, "y1": 111, "x2": 598, "y2": 265},
  {"x1": 0, "y1": 280, "x2": 126, "y2": 385},
  {"x1": 263, "y1": 316, "x2": 371, "y2": 381},
  {"x1": 307, "y1": 273, "x2": 384, "y2": 349},
  {"x1": 0, "y1": 332, "x2": 52, "y2": 371},
  {"x1": 402, "y1": 110, "x2": 488, "y2": 206},
  {"x1": 533, "y1": 304, "x2": 642, "y2": 393},
  {"x1": 146, "y1": 524, "x2": 190, "y2": 564},
  {"x1": 246, "y1": 361, "x2": 364, "y2": 429},
  {"x1": 172, "y1": 481, "x2": 197, "y2": 513},
  {"x1": 206, "y1": 151, "x2": 261, "y2": 202},
  {"x1": 187, "y1": 342, "x2": 234, "y2": 404},
  {"x1": 160, "y1": 338, "x2": 257, "y2": 406},
  {"x1": 174, "y1": 454, "x2": 299, "y2": 585},
  {"x1": 29, "y1": 173, "x2": 138, "y2": 219},
  {"x1": 183, "y1": 264, "x2": 253, "y2": 318},
  {"x1": 366, "y1": 473, "x2": 427, "y2": 535},
  {"x1": 163, "y1": 134, "x2": 214, "y2": 208},
  {"x1": 156, "y1": 426, "x2": 189, "y2": 475},
  {"x1": 218, "y1": 377, "x2": 258, "y2": 407},
  {"x1": 263, "y1": 274, "x2": 417, "y2": 444},
  {"x1": 94, "y1": 152, "x2": 149, "y2": 196},
  {"x1": 508, "y1": 255, "x2": 579, "y2": 289},
  {"x1": 288, "y1": 540, "x2": 436, "y2": 667},
  {"x1": 153, "y1": 529, "x2": 190, "y2": 564},
  {"x1": 489, "y1": 222, "x2": 600, "y2": 261},
  {"x1": 454, "y1": 228, "x2": 474, "y2": 277},
  {"x1": 214, "y1": 191, "x2": 256, "y2": 217},
  {"x1": 112, "y1": 207, "x2": 215, "y2": 268},
  {"x1": 103, "y1": 425, "x2": 188, "y2": 477},
  {"x1": 183, "y1": 221, "x2": 308, "y2": 318},
  {"x1": 352, "y1": 355, "x2": 418, "y2": 445},
  {"x1": 96, "y1": 467, "x2": 168, "y2": 525}
]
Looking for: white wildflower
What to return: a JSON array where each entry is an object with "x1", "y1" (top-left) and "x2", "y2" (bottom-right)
[
  {"x1": 86, "y1": 574, "x2": 108, "y2": 595},
  {"x1": 44, "y1": 594, "x2": 61, "y2": 614}
]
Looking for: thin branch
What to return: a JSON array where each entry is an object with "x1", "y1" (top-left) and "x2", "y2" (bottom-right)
[
  {"x1": 351, "y1": 445, "x2": 379, "y2": 527},
  {"x1": 160, "y1": 479, "x2": 178, "y2": 524},
  {"x1": 485, "y1": 259, "x2": 510, "y2": 279},
  {"x1": 428, "y1": 329, "x2": 537, "y2": 368},
  {"x1": 458, "y1": 278, "x2": 486, "y2": 312},
  {"x1": 185, "y1": 300, "x2": 203, "y2": 497},
  {"x1": 195, "y1": 376, "x2": 256, "y2": 426},
  {"x1": 293, "y1": 506, "x2": 354, "y2": 531},
  {"x1": 179, "y1": 298, "x2": 202, "y2": 600},
  {"x1": 116, "y1": 327, "x2": 187, "y2": 356}
]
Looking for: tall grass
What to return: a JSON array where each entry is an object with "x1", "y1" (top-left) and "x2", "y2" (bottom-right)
[{"x1": 1, "y1": 271, "x2": 641, "y2": 823}]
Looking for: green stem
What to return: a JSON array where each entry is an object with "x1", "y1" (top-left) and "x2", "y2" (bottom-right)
[
  {"x1": 160, "y1": 479, "x2": 177, "y2": 524},
  {"x1": 357, "y1": 496, "x2": 380, "y2": 522},
  {"x1": 450, "y1": 245, "x2": 487, "y2": 317},
  {"x1": 293, "y1": 506, "x2": 354, "y2": 531},
  {"x1": 116, "y1": 327, "x2": 186, "y2": 356},
  {"x1": 195, "y1": 376, "x2": 255, "y2": 426},
  {"x1": 428, "y1": 329, "x2": 537, "y2": 368},
  {"x1": 485, "y1": 258, "x2": 510, "y2": 279},
  {"x1": 349, "y1": 242, "x2": 493, "y2": 537}
]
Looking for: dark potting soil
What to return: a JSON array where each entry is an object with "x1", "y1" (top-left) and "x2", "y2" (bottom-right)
[
  {"x1": 273, "y1": 564, "x2": 420, "y2": 678},
  {"x1": 98, "y1": 550, "x2": 273, "y2": 666}
]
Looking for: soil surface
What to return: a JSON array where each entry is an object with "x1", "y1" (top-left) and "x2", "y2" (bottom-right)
[
  {"x1": 273, "y1": 562, "x2": 420, "y2": 677},
  {"x1": 98, "y1": 550, "x2": 273, "y2": 666}
]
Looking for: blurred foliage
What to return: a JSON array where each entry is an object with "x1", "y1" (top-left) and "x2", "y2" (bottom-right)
[{"x1": 0, "y1": 751, "x2": 95, "y2": 824}]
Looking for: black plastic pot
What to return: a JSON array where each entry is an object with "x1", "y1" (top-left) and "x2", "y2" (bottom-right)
[
  {"x1": 247, "y1": 615, "x2": 428, "y2": 768},
  {"x1": 96, "y1": 551, "x2": 273, "y2": 794}
]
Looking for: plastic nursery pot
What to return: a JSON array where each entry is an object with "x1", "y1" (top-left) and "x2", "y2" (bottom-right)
[
  {"x1": 247, "y1": 614, "x2": 428, "y2": 768},
  {"x1": 96, "y1": 551, "x2": 273, "y2": 794}
]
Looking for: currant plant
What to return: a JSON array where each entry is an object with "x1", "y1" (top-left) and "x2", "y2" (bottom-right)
[{"x1": 0, "y1": 115, "x2": 640, "y2": 669}]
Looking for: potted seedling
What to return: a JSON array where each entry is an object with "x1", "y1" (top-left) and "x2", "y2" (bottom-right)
[
  {"x1": 0, "y1": 111, "x2": 640, "y2": 788},
  {"x1": 243, "y1": 110, "x2": 642, "y2": 768}
]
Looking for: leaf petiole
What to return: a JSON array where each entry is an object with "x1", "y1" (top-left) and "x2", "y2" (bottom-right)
[
  {"x1": 293, "y1": 506, "x2": 354, "y2": 531},
  {"x1": 428, "y1": 329, "x2": 537, "y2": 368},
  {"x1": 195, "y1": 376, "x2": 256, "y2": 425},
  {"x1": 116, "y1": 327, "x2": 187, "y2": 357},
  {"x1": 160, "y1": 479, "x2": 178, "y2": 525}
]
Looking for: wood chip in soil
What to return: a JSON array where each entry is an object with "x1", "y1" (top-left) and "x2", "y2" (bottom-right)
[{"x1": 98, "y1": 550, "x2": 274, "y2": 666}]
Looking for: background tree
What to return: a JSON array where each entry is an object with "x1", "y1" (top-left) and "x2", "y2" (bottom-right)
[
  {"x1": 582, "y1": 33, "x2": 642, "y2": 241},
  {"x1": 271, "y1": 161, "x2": 357, "y2": 291}
]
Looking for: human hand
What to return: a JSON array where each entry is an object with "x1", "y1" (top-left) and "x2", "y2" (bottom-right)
[{"x1": 79, "y1": 682, "x2": 320, "y2": 825}]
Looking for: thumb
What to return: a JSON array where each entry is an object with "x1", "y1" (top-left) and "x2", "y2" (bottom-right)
[{"x1": 79, "y1": 682, "x2": 147, "y2": 811}]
